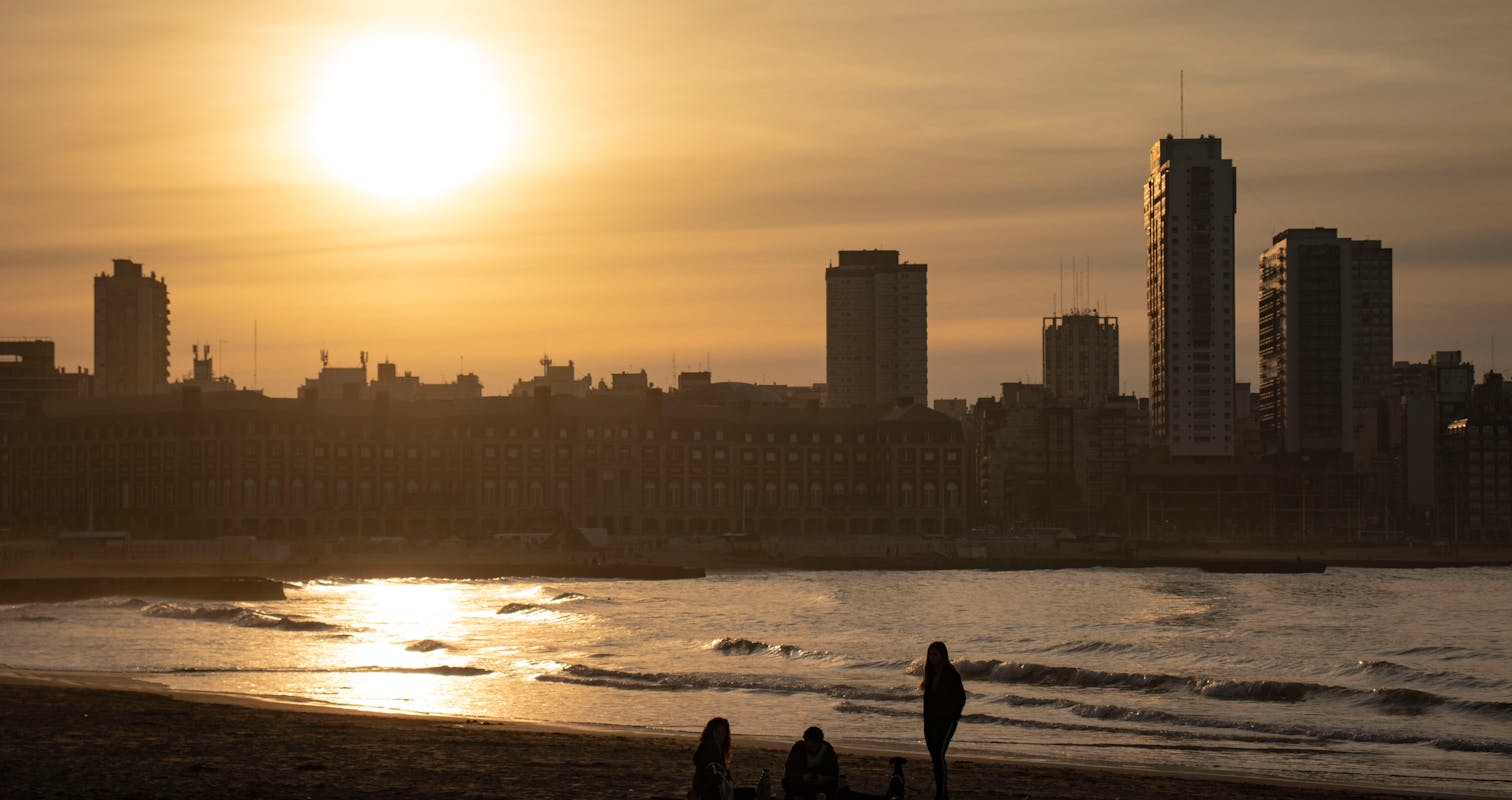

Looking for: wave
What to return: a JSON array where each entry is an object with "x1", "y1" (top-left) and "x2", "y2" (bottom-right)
[
  {"x1": 1338, "y1": 659, "x2": 1508, "y2": 690},
  {"x1": 945, "y1": 659, "x2": 1184, "y2": 693},
  {"x1": 141, "y1": 602, "x2": 343, "y2": 632},
  {"x1": 1387, "y1": 645, "x2": 1482, "y2": 661},
  {"x1": 836, "y1": 700, "x2": 1512, "y2": 755},
  {"x1": 1038, "y1": 640, "x2": 1138, "y2": 656},
  {"x1": 497, "y1": 602, "x2": 546, "y2": 615},
  {"x1": 538, "y1": 663, "x2": 914, "y2": 703},
  {"x1": 551, "y1": 592, "x2": 587, "y2": 602},
  {"x1": 936, "y1": 658, "x2": 1512, "y2": 720},
  {"x1": 708, "y1": 637, "x2": 830, "y2": 660},
  {"x1": 169, "y1": 665, "x2": 491, "y2": 677},
  {"x1": 405, "y1": 639, "x2": 448, "y2": 653}
]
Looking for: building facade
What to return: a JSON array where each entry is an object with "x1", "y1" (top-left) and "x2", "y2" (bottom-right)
[
  {"x1": 1258, "y1": 228, "x2": 1393, "y2": 456},
  {"x1": 94, "y1": 259, "x2": 170, "y2": 397},
  {"x1": 0, "y1": 339, "x2": 93, "y2": 419},
  {"x1": 1042, "y1": 312, "x2": 1119, "y2": 406},
  {"x1": 1144, "y1": 136, "x2": 1236, "y2": 457},
  {"x1": 0, "y1": 391, "x2": 968, "y2": 541},
  {"x1": 825, "y1": 250, "x2": 927, "y2": 407}
]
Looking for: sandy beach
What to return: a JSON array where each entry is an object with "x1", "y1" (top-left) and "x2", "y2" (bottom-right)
[{"x1": 0, "y1": 673, "x2": 1461, "y2": 800}]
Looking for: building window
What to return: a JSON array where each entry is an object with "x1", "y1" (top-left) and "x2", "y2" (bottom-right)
[
  {"x1": 900, "y1": 482, "x2": 914, "y2": 508},
  {"x1": 644, "y1": 480, "x2": 658, "y2": 507}
]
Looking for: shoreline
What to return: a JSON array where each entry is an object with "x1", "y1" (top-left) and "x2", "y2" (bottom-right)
[
  {"x1": 0, "y1": 669, "x2": 1481, "y2": 800},
  {"x1": 2, "y1": 544, "x2": 1509, "y2": 587}
]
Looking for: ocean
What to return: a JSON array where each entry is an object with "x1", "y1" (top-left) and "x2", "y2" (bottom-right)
[{"x1": 3, "y1": 567, "x2": 1509, "y2": 797}]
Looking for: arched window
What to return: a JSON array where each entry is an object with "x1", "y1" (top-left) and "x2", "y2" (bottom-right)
[
  {"x1": 266, "y1": 478, "x2": 281, "y2": 508},
  {"x1": 786, "y1": 482, "x2": 801, "y2": 507},
  {"x1": 644, "y1": 480, "x2": 658, "y2": 507},
  {"x1": 741, "y1": 482, "x2": 756, "y2": 507},
  {"x1": 764, "y1": 481, "x2": 779, "y2": 507},
  {"x1": 556, "y1": 480, "x2": 570, "y2": 507},
  {"x1": 668, "y1": 480, "x2": 682, "y2": 507},
  {"x1": 291, "y1": 478, "x2": 305, "y2": 507},
  {"x1": 529, "y1": 480, "x2": 544, "y2": 506},
  {"x1": 809, "y1": 481, "x2": 823, "y2": 506},
  {"x1": 506, "y1": 479, "x2": 520, "y2": 506},
  {"x1": 690, "y1": 480, "x2": 705, "y2": 507},
  {"x1": 242, "y1": 478, "x2": 257, "y2": 508},
  {"x1": 483, "y1": 479, "x2": 499, "y2": 506},
  {"x1": 900, "y1": 481, "x2": 914, "y2": 508},
  {"x1": 712, "y1": 481, "x2": 727, "y2": 507},
  {"x1": 945, "y1": 481, "x2": 960, "y2": 508},
  {"x1": 922, "y1": 481, "x2": 938, "y2": 508}
]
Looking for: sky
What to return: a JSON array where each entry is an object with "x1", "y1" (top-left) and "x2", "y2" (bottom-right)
[{"x1": 3, "y1": 1, "x2": 1511, "y2": 401}]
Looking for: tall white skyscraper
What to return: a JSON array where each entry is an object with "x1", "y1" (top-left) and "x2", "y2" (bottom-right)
[
  {"x1": 1144, "y1": 135, "x2": 1237, "y2": 457},
  {"x1": 825, "y1": 249, "x2": 927, "y2": 407}
]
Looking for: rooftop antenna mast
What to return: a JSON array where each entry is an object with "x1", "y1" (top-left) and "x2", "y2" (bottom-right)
[{"x1": 1180, "y1": 69, "x2": 1185, "y2": 138}]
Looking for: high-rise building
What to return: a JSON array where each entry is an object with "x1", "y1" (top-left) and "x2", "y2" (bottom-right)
[
  {"x1": 93, "y1": 259, "x2": 170, "y2": 397},
  {"x1": 1257, "y1": 228, "x2": 1394, "y2": 455},
  {"x1": 1144, "y1": 135, "x2": 1237, "y2": 457},
  {"x1": 1043, "y1": 312, "x2": 1118, "y2": 406},
  {"x1": 825, "y1": 249, "x2": 927, "y2": 407}
]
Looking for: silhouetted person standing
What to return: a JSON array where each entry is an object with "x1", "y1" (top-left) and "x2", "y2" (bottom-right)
[{"x1": 920, "y1": 641, "x2": 965, "y2": 800}]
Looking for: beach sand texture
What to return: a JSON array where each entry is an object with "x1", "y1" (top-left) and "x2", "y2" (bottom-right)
[{"x1": 0, "y1": 678, "x2": 1446, "y2": 800}]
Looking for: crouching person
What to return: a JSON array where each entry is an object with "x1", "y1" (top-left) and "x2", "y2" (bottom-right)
[{"x1": 783, "y1": 726, "x2": 843, "y2": 799}]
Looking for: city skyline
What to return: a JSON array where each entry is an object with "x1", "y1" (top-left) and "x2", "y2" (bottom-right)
[{"x1": 4, "y1": 2, "x2": 1511, "y2": 400}]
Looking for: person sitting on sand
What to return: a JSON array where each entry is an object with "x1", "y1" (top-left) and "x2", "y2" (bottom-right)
[
  {"x1": 782, "y1": 725, "x2": 842, "y2": 799},
  {"x1": 692, "y1": 716, "x2": 736, "y2": 800}
]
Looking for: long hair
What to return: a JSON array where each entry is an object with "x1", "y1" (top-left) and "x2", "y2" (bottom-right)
[
  {"x1": 919, "y1": 640, "x2": 955, "y2": 691},
  {"x1": 698, "y1": 716, "x2": 732, "y2": 764}
]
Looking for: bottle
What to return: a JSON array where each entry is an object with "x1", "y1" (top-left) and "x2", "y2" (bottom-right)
[{"x1": 756, "y1": 768, "x2": 773, "y2": 800}]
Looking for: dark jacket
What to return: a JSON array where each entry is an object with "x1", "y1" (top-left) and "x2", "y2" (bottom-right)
[
  {"x1": 692, "y1": 738, "x2": 731, "y2": 800},
  {"x1": 923, "y1": 667, "x2": 966, "y2": 725},
  {"x1": 783, "y1": 740, "x2": 840, "y2": 781}
]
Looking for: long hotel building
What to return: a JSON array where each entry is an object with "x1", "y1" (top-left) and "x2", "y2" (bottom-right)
[{"x1": 0, "y1": 390, "x2": 967, "y2": 541}]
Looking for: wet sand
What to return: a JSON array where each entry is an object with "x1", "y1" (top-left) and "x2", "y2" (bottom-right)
[{"x1": 0, "y1": 674, "x2": 1459, "y2": 799}]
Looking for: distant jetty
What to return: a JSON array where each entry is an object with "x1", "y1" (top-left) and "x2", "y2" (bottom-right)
[{"x1": 0, "y1": 576, "x2": 287, "y2": 603}]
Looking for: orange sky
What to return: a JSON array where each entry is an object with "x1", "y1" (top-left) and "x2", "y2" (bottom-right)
[{"x1": 3, "y1": 1, "x2": 1510, "y2": 400}]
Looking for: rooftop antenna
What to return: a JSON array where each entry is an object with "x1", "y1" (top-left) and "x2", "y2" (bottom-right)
[
  {"x1": 1059, "y1": 257, "x2": 1065, "y2": 316},
  {"x1": 253, "y1": 319, "x2": 258, "y2": 390},
  {"x1": 1180, "y1": 69, "x2": 1185, "y2": 138}
]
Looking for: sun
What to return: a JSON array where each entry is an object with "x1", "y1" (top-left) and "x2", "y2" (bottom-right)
[{"x1": 306, "y1": 31, "x2": 517, "y2": 203}]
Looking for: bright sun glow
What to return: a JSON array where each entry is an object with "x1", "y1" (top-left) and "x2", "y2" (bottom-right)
[{"x1": 307, "y1": 31, "x2": 516, "y2": 203}]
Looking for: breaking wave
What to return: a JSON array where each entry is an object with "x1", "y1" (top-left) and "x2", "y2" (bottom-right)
[
  {"x1": 538, "y1": 663, "x2": 914, "y2": 703},
  {"x1": 141, "y1": 602, "x2": 344, "y2": 632},
  {"x1": 406, "y1": 639, "x2": 448, "y2": 653},
  {"x1": 497, "y1": 602, "x2": 546, "y2": 615},
  {"x1": 931, "y1": 658, "x2": 1512, "y2": 720},
  {"x1": 836, "y1": 701, "x2": 1512, "y2": 755},
  {"x1": 708, "y1": 637, "x2": 830, "y2": 659}
]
